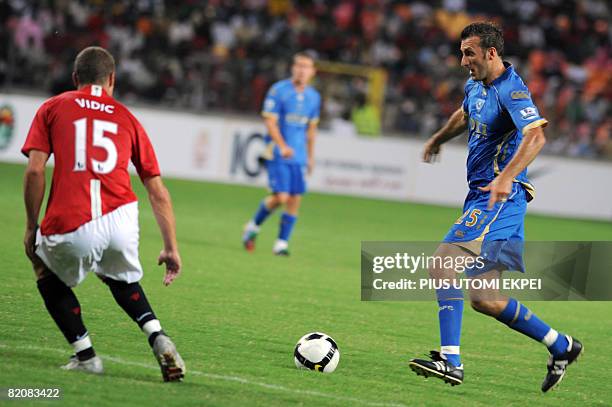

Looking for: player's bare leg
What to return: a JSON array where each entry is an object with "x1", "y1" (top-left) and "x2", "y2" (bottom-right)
[
  {"x1": 409, "y1": 244, "x2": 467, "y2": 385},
  {"x1": 33, "y1": 260, "x2": 103, "y2": 374},
  {"x1": 466, "y1": 268, "x2": 508, "y2": 315},
  {"x1": 274, "y1": 194, "x2": 300, "y2": 256},
  {"x1": 243, "y1": 193, "x2": 285, "y2": 251},
  {"x1": 285, "y1": 195, "x2": 301, "y2": 215}
]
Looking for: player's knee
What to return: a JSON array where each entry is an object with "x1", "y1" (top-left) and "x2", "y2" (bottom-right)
[
  {"x1": 33, "y1": 261, "x2": 52, "y2": 281},
  {"x1": 265, "y1": 196, "x2": 279, "y2": 209},
  {"x1": 470, "y1": 300, "x2": 505, "y2": 316},
  {"x1": 35, "y1": 267, "x2": 51, "y2": 281},
  {"x1": 100, "y1": 275, "x2": 128, "y2": 289},
  {"x1": 275, "y1": 194, "x2": 289, "y2": 205},
  {"x1": 286, "y1": 197, "x2": 300, "y2": 213}
]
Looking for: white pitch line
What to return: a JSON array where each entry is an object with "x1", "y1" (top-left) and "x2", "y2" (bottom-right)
[{"x1": 2, "y1": 343, "x2": 407, "y2": 407}]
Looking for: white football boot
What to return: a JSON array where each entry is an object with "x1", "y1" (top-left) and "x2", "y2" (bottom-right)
[
  {"x1": 273, "y1": 239, "x2": 289, "y2": 256},
  {"x1": 61, "y1": 355, "x2": 104, "y2": 374},
  {"x1": 152, "y1": 334, "x2": 186, "y2": 382}
]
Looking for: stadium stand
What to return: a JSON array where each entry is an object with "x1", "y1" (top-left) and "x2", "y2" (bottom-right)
[{"x1": 0, "y1": 0, "x2": 609, "y2": 158}]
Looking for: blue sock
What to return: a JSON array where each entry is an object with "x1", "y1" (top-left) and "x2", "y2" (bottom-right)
[
  {"x1": 497, "y1": 298, "x2": 569, "y2": 357},
  {"x1": 436, "y1": 287, "x2": 464, "y2": 367},
  {"x1": 278, "y1": 213, "x2": 297, "y2": 241},
  {"x1": 253, "y1": 200, "x2": 272, "y2": 226}
]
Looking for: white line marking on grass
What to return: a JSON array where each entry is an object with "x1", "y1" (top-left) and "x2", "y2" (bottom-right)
[{"x1": 3, "y1": 343, "x2": 406, "y2": 407}]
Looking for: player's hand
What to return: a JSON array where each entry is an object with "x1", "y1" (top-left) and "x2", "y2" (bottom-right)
[
  {"x1": 479, "y1": 175, "x2": 513, "y2": 210},
  {"x1": 280, "y1": 145, "x2": 294, "y2": 158},
  {"x1": 23, "y1": 226, "x2": 37, "y2": 262},
  {"x1": 158, "y1": 249, "x2": 182, "y2": 286},
  {"x1": 307, "y1": 157, "x2": 314, "y2": 175},
  {"x1": 423, "y1": 137, "x2": 441, "y2": 163}
]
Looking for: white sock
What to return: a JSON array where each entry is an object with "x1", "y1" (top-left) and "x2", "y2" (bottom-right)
[
  {"x1": 247, "y1": 220, "x2": 260, "y2": 232},
  {"x1": 142, "y1": 319, "x2": 162, "y2": 337},
  {"x1": 71, "y1": 333, "x2": 92, "y2": 353}
]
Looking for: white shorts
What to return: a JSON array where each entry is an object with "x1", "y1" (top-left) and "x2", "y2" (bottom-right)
[{"x1": 35, "y1": 202, "x2": 143, "y2": 287}]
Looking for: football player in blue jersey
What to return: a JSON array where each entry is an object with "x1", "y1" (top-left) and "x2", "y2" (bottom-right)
[
  {"x1": 409, "y1": 22, "x2": 582, "y2": 392},
  {"x1": 242, "y1": 51, "x2": 321, "y2": 256}
]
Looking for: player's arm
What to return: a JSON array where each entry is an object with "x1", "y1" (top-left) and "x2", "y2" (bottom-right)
[
  {"x1": 480, "y1": 126, "x2": 546, "y2": 209},
  {"x1": 307, "y1": 120, "x2": 317, "y2": 174},
  {"x1": 480, "y1": 85, "x2": 548, "y2": 209},
  {"x1": 263, "y1": 116, "x2": 293, "y2": 158},
  {"x1": 23, "y1": 150, "x2": 49, "y2": 261},
  {"x1": 144, "y1": 176, "x2": 181, "y2": 286},
  {"x1": 423, "y1": 108, "x2": 467, "y2": 162},
  {"x1": 262, "y1": 86, "x2": 292, "y2": 158}
]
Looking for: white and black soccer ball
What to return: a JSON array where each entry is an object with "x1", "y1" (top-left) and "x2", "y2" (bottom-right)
[{"x1": 294, "y1": 332, "x2": 340, "y2": 373}]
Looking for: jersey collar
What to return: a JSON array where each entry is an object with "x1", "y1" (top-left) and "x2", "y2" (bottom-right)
[
  {"x1": 79, "y1": 84, "x2": 111, "y2": 98},
  {"x1": 487, "y1": 61, "x2": 513, "y2": 87},
  {"x1": 288, "y1": 78, "x2": 308, "y2": 94}
]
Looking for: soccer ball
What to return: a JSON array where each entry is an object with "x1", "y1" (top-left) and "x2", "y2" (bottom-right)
[{"x1": 294, "y1": 332, "x2": 340, "y2": 373}]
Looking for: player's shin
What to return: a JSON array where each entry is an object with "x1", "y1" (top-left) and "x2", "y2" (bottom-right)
[
  {"x1": 103, "y1": 278, "x2": 164, "y2": 347},
  {"x1": 253, "y1": 199, "x2": 275, "y2": 227},
  {"x1": 437, "y1": 287, "x2": 464, "y2": 367},
  {"x1": 496, "y1": 298, "x2": 569, "y2": 357},
  {"x1": 37, "y1": 273, "x2": 95, "y2": 361},
  {"x1": 278, "y1": 212, "x2": 297, "y2": 241}
]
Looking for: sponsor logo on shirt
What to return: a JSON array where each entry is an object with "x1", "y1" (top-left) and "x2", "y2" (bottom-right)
[
  {"x1": 519, "y1": 107, "x2": 537, "y2": 120},
  {"x1": 286, "y1": 113, "x2": 309, "y2": 125}
]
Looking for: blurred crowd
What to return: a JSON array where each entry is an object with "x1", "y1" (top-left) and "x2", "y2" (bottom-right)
[{"x1": 1, "y1": 0, "x2": 610, "y2": 158}]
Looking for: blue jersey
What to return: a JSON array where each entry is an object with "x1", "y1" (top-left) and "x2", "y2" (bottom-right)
[
  {"x1": 462, "y1": 62, "x2": 547, "y2": 201},
  {"x1": 261, "y1": 79, "x2": 321, "y2": 165}
]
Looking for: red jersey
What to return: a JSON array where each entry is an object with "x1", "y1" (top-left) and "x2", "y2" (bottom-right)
[{"x1": 22, "y1": 85, "x2": 160, "y2": 235}]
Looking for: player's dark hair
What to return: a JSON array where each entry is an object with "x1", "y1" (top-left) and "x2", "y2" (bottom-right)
[
  {"x1": 293, "y1": 50, "x2": 318, "y2": 64},
  {"x1": 74, "y1": 46, "x2": 115, "y2": 85},
  {"x1": 461, "y1": 22, "x2": 504, "y2": 57}
]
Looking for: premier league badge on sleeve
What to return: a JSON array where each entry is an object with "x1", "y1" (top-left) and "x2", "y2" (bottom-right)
[{"x1": 520, "y1": 107, "x2": 537, "y2": 119}]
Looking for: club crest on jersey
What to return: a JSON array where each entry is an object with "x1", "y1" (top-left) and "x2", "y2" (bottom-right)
[
  {"x1": 75, "y1": 98, "x2": 115, "y2": 114},
  {"x1": 475, "y1": 98, "x2": 485, "y2": 112}
]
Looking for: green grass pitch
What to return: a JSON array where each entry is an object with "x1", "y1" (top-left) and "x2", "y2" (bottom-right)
[{"x1": 1, "y1": 161, "x2": 611, "y2": 406}]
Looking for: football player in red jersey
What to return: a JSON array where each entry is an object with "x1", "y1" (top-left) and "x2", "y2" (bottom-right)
[{"x1": 22, "y1": 47, "x2": 185, "y2": 381}]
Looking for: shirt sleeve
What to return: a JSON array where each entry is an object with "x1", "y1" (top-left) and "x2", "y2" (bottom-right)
[
  {"x1": 21, "y1": 102, "x2": 52, "y2": 157},
  {"x1": 309, "y1": 93, "x2": 321, "y2": 124},
  {"x1": 130, "y1": 115, "x2": 161, "y2": 182},
  {"x1": 261, "y1": 86, "x2": 281, "y2": 119},
  {"x1": 501, "y1": 83, "x2": 548, "y2": 134}
]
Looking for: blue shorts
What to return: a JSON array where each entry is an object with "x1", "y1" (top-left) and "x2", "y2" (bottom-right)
[
  {"x1": 267, "y1": 161, "x2": 306, "y2": 195},
  {"x1": 444, "y1": 182, "x2": 527, "y2": 275}
]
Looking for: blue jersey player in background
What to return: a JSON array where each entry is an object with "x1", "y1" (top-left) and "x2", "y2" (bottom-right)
[
  {"x1": 409, "y1": 23, "x2": 582, "y2": 392},
  {"x1": 242, "y1": 51, "x2": 321, "y2": 256}
]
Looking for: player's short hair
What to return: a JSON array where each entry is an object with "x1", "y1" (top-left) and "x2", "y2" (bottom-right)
[
  {"x1": 461, "y1": 22, "x2": 504, "y2": 57},
  {"x1": 74, "y1": 46, "x2": 115, "y2": 85},
  {"x1": 293, "y1": 50, "x2": 318, "y2": 65}
]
